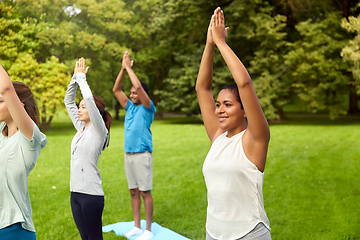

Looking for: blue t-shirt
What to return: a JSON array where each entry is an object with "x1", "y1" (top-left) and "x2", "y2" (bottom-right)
[{"x1": 124, "y1": 99, "x2": 156, "y2": 153}]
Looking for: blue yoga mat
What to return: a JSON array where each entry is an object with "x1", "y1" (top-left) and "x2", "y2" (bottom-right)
[{"x1": 102, "y1": 220, "x2": 191, "y2": 240}]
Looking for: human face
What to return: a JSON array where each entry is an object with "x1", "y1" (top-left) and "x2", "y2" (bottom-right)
[
  {"x1": 0, "y1": 94, "x2": 11, "y2": 123},
  {"x1": 215, "y1": 89, "x2": 246, "y2": 137},
  {"x1": 78, "y1": 99, "x2": 90, "y2": 124},
  {"x1": 130, "y1": 87, "x2": 141, "y2": 106}
]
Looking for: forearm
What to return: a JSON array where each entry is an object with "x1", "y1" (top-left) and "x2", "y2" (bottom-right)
[
  {"x1": 76, "y1": 73, "x2": 92, "y2": 99},
  {"x1": 0, "y1": 64, "x2": 13, "y2": 95},
  {"x1": 64, "y1": 75, "x2": 78, "y2": 104},
  {"x1": 196, "y1": 43, "x2": 216, "y2": 92},
  {"x1": 64, "y1": 76, "x2": 83, "y2": 130},
  {"x1": 76, "y1": 74, "x2": 107, "y2": 135},
  {"x1": 216, "y1": 42, "x2": 252, "y2": 88},
  {"x1": 125, "y1": 66, "x2": 142, "y2": 90},
  {"x1": 113, "y1": 68, "x2": 126, "y2": 93}
]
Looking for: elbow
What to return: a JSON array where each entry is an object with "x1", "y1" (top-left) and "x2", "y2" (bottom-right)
[
  {"x1": 266, "y1": 130, "x2": 270, "y2": 143},
  {"x1": 113, "y1": 85, "x2": 123, "y2": 94},
  {"x1": 133, "y1": 84, "x2": 143, "y2": 92},
  {"x1": 0, "y1": 85, "x2": 13, "y2": 96},
  {"x1": 237, "y1": 78, "x2": 252, "y2": 89},
  {"x1": 264, "y1": 125, "x2": 270, "y2": 143},
  {"x1": 195, "y1": 80, "x2": 201, "y2": 92}
]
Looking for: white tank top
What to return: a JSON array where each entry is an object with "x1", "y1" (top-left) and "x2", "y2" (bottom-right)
[{"x1": 203, "y1": 130, "x2": 270, "y2": 239}]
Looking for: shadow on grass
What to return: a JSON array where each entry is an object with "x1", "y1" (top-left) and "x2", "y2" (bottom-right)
[
  {"x1": 160, "y1": 116, "x2": 203, "y2": 125},
  {"x1": 269, "y1": 113, "x2": 360, "y2": 126},
  {"x1": 160, "y1": 114, "x2": 360, "y2": 126},
  {"x1": 46, "y1": 122, "x2": 75, "y2": 136},
  {"x1": 46, "y1": 113, "x2": 360, "y2": 135},
  {"x1": 111, "y1": 116, "x2": 203, "y2": 125}
]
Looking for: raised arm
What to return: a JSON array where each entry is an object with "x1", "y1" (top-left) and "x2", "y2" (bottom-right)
[
  {"x1": 212, "y1": 8, "x2": 269, "y2": 142},
  {"x1": 65, "y1": 61, "x2": 85, "y2": 131},
  {"x1": 0, "y1": 64, "x2": 33, "y2": 139},
  {"x1": 113, "y1": 56, "x2": 130, "y2": 109},
  {"x1": 76, "y1": 58, "x2": 107, "y2": 137},
  {"x1": 123, "y1": 51, "x2": 151, "y2": 109},
  {"x1": 212, "y1": 8, "x2": 269, "y2": 171},
  {"x1": 195, "y1": 14, "x2": 228, "y2": 142}
]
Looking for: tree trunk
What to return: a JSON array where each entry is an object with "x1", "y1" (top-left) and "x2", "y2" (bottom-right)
[
  {"x1": 115, "y1": 102, "x2": 120, "y2": 120},
  {"x1": 40, "y1": 104, "x2": 54, "y2": 132},
  {"x1": 277, "y1": 106, "x2": 288, "y2": 120},
  {"x1": 40, "y1": 121, "x2": 52, "y2": 132},
  {"x1": 348, "y1": 84, "x2": 360, "y2": 114},
  {"x1": 342, "y1": 0, "x2": 359, "y2": 114}
]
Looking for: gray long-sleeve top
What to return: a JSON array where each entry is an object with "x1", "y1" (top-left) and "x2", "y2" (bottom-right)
[{"x1": 64, "y1": 73, "x2": 109, "y2": 196}]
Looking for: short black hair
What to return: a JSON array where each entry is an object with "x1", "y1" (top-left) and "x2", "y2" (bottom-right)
[
  {"x1": 221, "y1": 83, "x2": 243, "y2": 109},
  {"x1": 141, "y1": 82, "x2": 149, "y2": 94}
]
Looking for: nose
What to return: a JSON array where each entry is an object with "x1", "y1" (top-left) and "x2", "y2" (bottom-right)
[{"x1": 216, "y1": 105, "x2": 224, "y2": 114}]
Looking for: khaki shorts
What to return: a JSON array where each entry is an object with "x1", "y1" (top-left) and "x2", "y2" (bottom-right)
[{"x1": 124, "y1": 151, "x2": 153, "y2": 191}]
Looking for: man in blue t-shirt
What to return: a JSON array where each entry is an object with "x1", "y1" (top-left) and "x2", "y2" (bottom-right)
[{"x1": 113, "y1": 51, "x2": 156, "y2": 240}]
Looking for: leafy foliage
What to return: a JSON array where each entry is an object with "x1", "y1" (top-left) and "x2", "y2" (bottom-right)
[
  {"x1": 1, "y1": 2, "x2": 70, "y2": 131},
  {"x1": 284, "y1": 12, "x2": 351, "y2": 118},
  {"x1": 341, "y1": 14, "x2": 360, "y2": 95},
  {"x1": 1, "y1": 0, "x2": 360, "y2": 126},
  {"x1": 8, "y1": 54, "x2": 70, "y2": 131}
]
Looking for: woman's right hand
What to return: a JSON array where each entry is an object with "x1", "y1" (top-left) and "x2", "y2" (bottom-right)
[
  {"x1": 211, "y1": 7, "x2": 229, "y2": 46},
  {"x1": 74, "y1": 57, "x2": 89, "y2": 75}
]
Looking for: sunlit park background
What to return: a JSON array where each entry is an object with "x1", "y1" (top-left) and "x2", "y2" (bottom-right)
[{"x1": 1, "y1": 0, "x2": 360, "y2": 239}]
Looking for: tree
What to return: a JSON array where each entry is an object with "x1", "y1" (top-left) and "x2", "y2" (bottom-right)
[
  {"x1": 149, "y1": 0, "x2": 212, "y2": 116},
  {"x1": 8, "y1": 54, "x2": 70, "y2": 131},
  {"x1": 1, "y1": 1, "x2": 70, "y2": 131},
  {"x1": 0, "y1": 2, "x2": 39, "y2": 68},
  {"x1": 14, "y1": 0, "x2": 131, "y2": 105},
  {"x1": 284, "y1": 12, "x2": 351, "y2": 118},
  {"x1": 341, "y1": 10, "x2": 360, "y2": 113}
]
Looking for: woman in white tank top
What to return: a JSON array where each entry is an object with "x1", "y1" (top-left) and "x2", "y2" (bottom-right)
[{"x1": 195, "y1": 7, "x2": 271, "y2": 240}]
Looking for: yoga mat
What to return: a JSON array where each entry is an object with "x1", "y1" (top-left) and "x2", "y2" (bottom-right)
[{"x1": 102, "y1": 220, "x2": 191, "y2": 240}]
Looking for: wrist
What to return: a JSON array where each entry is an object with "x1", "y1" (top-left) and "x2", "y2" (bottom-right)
[
  {"x1": 215, "y1": 40, "x2": 227, "y2": 48},
  {"x1": 205, "y1": 42, "x2": 216, "y2": 51}
]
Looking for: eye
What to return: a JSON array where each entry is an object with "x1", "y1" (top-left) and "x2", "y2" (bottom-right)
[{"x1": 215, "y1": 103, "x2": 220, "y2": 108}]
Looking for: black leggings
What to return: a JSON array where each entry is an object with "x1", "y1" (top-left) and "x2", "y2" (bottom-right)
[{"x1": 71, "y1": 192, "x2": 104, "y2": 240}]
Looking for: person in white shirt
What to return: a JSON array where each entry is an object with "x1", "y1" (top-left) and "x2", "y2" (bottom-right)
[
  {"x1": 64, "y1": 58, "x2": 112, "y2": 240},
  {"x1": 196, "y1": 7, "x2": 271, "y2": 240},
  {"x1": 0, "y1": 64, "x2": 47, "y2": 240}
]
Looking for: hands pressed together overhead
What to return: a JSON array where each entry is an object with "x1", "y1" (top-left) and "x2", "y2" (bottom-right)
[
  {"x1": 74, "y1": 57, "x2": 89, "y2": 75},
  {"x1": 207, "y1": 7, "x2": 229, "y2": 46},
  {"x1": 122, "y1": 51, "x2": 134, "y2": 70}
]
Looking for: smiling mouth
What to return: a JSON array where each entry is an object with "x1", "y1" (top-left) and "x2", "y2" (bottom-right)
[{"x1": 219, "y1": 117, "x2": 227, "y2": 122}]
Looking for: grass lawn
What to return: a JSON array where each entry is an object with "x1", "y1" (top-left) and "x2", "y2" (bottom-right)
[{"x1": 28, "y1": 111, "x2": 360, "y2": 240}]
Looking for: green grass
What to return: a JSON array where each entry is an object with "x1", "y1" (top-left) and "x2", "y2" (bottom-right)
[{"x1": 28, "y1": 113, "x2": 360, "y2": 239}]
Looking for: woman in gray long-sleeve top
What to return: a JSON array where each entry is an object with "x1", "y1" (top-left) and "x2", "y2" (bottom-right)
[{"x1": 64, "y1": 57, "x2": 112, "y2": 240}]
